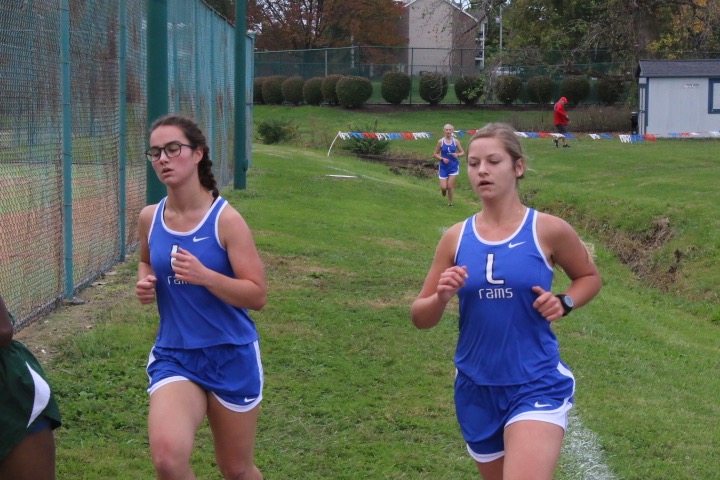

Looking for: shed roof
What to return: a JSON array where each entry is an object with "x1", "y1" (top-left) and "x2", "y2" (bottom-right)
[{"x1": 638, "y1": 59, "x2": 720, "y2": 78}]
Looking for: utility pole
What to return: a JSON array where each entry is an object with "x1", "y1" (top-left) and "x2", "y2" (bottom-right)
[{"x1": 496, "y1": 4, "x2": 503, "y2": 51}]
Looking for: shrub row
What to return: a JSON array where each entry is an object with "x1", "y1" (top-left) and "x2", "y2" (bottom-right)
[
  {"x1": 492, "y1": 74, "x2": 628, "y2": 105},
  {"x1": 255, "y1": 74, "x2": 373, "y2": 109},
  {"x1": 254, "y1": 73, "x2": 628, "y2": 107}
]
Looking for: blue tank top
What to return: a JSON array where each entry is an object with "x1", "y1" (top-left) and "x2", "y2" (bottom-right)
[
  {"x1": 454, "y1": 208, "x2": 558, "y2": 385},
  {"x1": 149, "y1": 196, "x2": 258, "y2": 349},
  {"x1": 440, "y1": 138, "x2": 459, "y2": 165}
]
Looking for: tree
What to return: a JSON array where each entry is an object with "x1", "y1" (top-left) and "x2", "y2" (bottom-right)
[
  {"x1": 640, "y1": 0, "x2": 720, "y2": 55},
  {"x1": 248, "y1": 0, "x2": 406, "y2": 50},
  {"x1": 500, "y1": 0, "x2": 720, "y2": 67}
]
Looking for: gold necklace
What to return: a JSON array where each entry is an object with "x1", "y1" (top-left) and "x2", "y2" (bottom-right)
[{"x1": 479, "y1": 206, "x2": 524, "y2": 227}]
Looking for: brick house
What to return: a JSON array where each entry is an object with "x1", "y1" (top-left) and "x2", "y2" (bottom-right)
[{"x1": 397, "y1": 0, "x2": 480, "y2": 76}]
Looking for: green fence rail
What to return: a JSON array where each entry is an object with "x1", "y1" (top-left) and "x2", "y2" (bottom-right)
[{"x1": 0, "y1": 0, "x2": 251, "y2": 329}]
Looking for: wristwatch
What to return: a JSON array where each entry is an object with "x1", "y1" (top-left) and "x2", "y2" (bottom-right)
[{"x1": 556, "y1": 294, "x2": 574, "y2": 316}]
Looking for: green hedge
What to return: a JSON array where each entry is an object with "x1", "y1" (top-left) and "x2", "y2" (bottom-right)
[
  {"x1": 454, "y1": 75, "x2": 484, "y2": 105},
  {"x1": 381, "y1": 71, "x2": 411, "y2": 105},
  {"x1": 561, "y1": 75, "x2": 591, "y2": 104},
  {"x1": 526, "y1": 76, "x2": 554, "y2": 104},
  {"x1": 322, "y1": 74, "x2": 344, "y2": 105},
  {"x1": 419, "y1": 72, "x2": 448, "y2": 105},
  {"x1": 494, "y1": 75, "x2": 523, "y2": 105},
  {"x1": 336, "y1": 76, "x2": 373, "y2": 108},
  {"x1": 261, "y1": 75, "x2": 286, "y2": 105},
  {"x1": 281, "y1": 76, "x2": 305, "y2": 105},
  {"x1": 303, "y1": 77, "x2": 324, "y2": 106}
]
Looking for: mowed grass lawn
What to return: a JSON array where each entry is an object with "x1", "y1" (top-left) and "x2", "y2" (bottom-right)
[{"x1": 21, "y1": 106, "x2": 719, "y2": 479}]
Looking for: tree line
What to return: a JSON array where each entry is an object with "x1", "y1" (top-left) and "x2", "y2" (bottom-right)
[{"x1": 206, "y1": 0, "x2": 720, "y2": 63}]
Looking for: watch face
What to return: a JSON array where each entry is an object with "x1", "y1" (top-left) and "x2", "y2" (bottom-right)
[{"x1": 563, "y1": 296, "x2": 574, "y2": 309}]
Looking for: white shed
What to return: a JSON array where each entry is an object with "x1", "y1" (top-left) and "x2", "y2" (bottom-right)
[{"x1": 637, "y1": 59, "x2": 720, "y2": 137}]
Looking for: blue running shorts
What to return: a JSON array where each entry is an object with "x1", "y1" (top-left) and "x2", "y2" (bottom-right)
[
  {"x1": 455, "y1": 362, "x2": 575, "y2": 463},
  {"x1": 438, "y1": 160, "x2": 460, "y2": 179},
  {"x1": 147, "y1": 341, "x2": 263, "y2": 412}
]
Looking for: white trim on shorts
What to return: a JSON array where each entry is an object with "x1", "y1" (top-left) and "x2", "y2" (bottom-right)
[
  {"x1": 215, "y1": 341, "x2": 263, "y2": 413},
  {"x1": 27, "y1": 363, "x2": 52, "y2": 428},
  {"x1": 438, "y1": 172, "x2": 460, "y2": 179},
  {"x1": 506, "y1": 397, "x2": 573, "y2": 430},
  {"x1": 148, "y1": 375, "x2": 187, "y2": 396},
  {"x1": 148, "y1": 376, "x2": 262, "y2": 413},
  {"x1": 467, "y1": 445, "x2": 505, "y2": 463},
  {"x1": 213, "y1": 391, "x2": 262, "y2": 412}
]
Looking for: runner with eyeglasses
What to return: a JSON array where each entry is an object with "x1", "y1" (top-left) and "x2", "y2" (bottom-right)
[
  {"x1": 136, "y1": 114, "x2": 267, "y2": 480},
  {"x1": 145, "y1": 142, "x2": 195, "y2": 162}
]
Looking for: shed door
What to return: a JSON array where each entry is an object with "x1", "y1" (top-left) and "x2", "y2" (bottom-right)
[{"x1": 638, "y1": 82, "x2": 647, "y2": 135}]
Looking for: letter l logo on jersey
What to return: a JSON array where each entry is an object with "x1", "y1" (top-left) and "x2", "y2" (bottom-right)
[{"x1": 485, "y1": 254, "x2": 505, "y2": 285}]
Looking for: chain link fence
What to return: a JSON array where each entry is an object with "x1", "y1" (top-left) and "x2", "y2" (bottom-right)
[
  {"x1": 255, "y1": 45, "x2": 720, "y2": 104},
  {"x1": 0, "y1": 0, "x2": 243, "y2": 329},
  {"x1": 255, "y1": 46, "x2": 637, "y2": 78}
]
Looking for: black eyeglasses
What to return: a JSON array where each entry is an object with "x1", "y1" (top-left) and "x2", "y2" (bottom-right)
[{"x1": 145, "y1": 142, "x2": 195, "y2": 162}]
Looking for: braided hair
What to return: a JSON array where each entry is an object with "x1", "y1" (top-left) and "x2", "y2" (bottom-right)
[{"x1": 149, "y1": 114, "x2": 219, "y2": 198}]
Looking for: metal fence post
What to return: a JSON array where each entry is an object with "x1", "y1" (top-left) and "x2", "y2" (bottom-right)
[
  {"x1": 60, "y1": 0, "x2": 75, "y2": 298},
  {"x1": 409, "y1": 48, "x2": 414, "y2": 103},
  {"x1": 118, "y1": 0, "x2": 127, "y2": 260},
  {"x1": 234, "y1": 0, "x2": 248, "y2": 189},
  {"x1": 146, "y1": 0, "x2": 168, "y2": 204}
]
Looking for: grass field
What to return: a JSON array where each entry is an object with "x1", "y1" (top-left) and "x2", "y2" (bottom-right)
[{"x1": 16, "y1": 106, "x2": 720, "y2": 479}]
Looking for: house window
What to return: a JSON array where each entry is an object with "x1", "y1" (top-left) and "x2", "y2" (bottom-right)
[{"x1": 710, "y1": 78, "x2": 720, "y2": 114}]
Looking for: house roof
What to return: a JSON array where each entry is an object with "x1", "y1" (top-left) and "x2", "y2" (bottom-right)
[
  {"x1": 403, "y1": 0, "x2": 479, "y2": 21},
  {"x1": 638, "y1": 59, "x2": 720, "y2": 78}
]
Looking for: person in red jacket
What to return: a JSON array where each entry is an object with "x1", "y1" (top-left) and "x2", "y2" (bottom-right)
[{"x1": 553, "y1": 97, "x2": 570, "y2": 148}]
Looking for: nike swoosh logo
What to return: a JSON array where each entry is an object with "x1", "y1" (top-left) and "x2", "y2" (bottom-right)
[
  {"x1": 193, "y1": 236, "x2": 209, "y2": 242},
  {"x1": 244, "y1": 397, "x2": 256, "y2": 403},
  {"x1": 534, "y1": 401, "x2": 552, "y2": 408},
  {"x1": 508, "y1": 241, "x2": 525, "y2": 248}
]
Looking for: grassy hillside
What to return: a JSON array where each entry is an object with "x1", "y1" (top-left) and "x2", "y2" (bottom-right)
[
  {"x1": 254, "y1": 105, "x2": 720, "y2": 308},
  {"x1": 15, "y1": 106, "x2": 719, "y2": 479}
]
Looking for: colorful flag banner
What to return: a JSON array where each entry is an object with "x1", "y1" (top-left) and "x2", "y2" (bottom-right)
[{"x1": 327, "y1": 129, "x2": 717, "y2": 156}]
